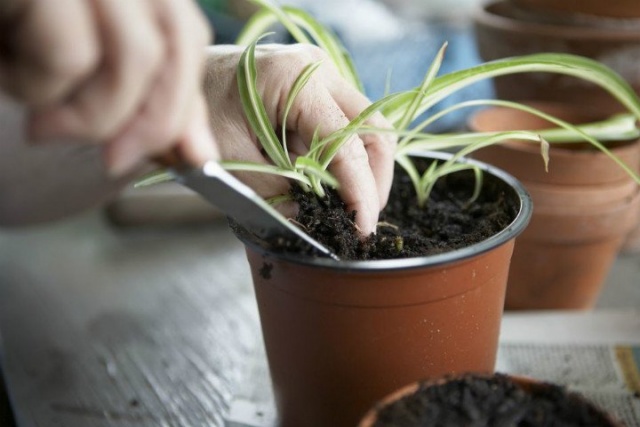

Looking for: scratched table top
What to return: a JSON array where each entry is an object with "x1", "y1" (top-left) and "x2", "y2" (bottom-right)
[{"x1": 0, "y1": 212, "x2": 266, "y2": 427}]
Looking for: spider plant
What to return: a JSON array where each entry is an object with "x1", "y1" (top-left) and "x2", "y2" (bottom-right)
[
  {"x1": 139, "y1": 0, "x2": 640, "y2": 215},
  {"x1": 223, "y1": 0, "x2": 640, "y2": 210}
]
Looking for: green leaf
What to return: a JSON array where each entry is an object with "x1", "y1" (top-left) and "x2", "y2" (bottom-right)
[
  {"x1": 237, "y1": 35, "x2": 293, "y2": 169},
  {"x1": 295, "y1": 156, "x2": 339, "y2": 191},
  {"x1": 383, "y1": 53, "x2": 640, "y2": 127},
  {"x1": 396, "y1": 42, "x2": 447, "y2": 133},
  {"x1": 420, "y1": 162, "x2": 483, "y2": 208},
  {"x1": 281, "y1": 6, "x2": 362, "y2": 91},
  {"x1": 240, "y1": 0, "x2": 362, "y2": 90},
  {"x1": 395, "y1": 154, "x2": 426, "y2": 206},
  {"x1": 282, "y1": 60, "x2": 324, "y2": 156},
  {"x1": 221, "y1": 160, "x2": 311, "y2": 186},
  {"x1": 134, "y1": 170, "x2": 176, "y2": 188}
]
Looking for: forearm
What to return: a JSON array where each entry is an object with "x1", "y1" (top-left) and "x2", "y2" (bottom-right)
[{"x1": 0, "y1": 96, "x2": 137, "y2": 227}]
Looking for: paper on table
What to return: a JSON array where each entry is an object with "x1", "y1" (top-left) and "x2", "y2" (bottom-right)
[{"x1": 497, "y1": 309, "x2": 640, "y2": 426}]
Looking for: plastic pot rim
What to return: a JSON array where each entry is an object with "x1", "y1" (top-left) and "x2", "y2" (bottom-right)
[{"x1": 233, "y1": 151, "x2": 533, "y2": 272}]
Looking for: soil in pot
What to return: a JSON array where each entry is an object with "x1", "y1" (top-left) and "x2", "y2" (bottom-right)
[
  {"x1": 361, "y1": 373, "x2": 619, "y2": 427},
  {"x1": 283, "y1": 159, "x2": 518, "y2": 260}
]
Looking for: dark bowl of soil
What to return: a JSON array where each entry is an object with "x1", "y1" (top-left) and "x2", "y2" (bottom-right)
[
  {"x1": 232, "y1": 152, "x2": 533, "y2": 427},
  {"x1": 358, "y1": 373, "x2": 622, "y2": 427}
]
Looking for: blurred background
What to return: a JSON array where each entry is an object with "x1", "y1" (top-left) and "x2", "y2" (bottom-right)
[{"x1": 199, "y1": 0, "x2": 490, "y2": 131}]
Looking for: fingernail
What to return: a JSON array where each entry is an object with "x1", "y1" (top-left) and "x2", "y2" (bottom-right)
[
  {"x1": 106, "y1": 138, "x2": 144, "y2": 178},
  {"x1": 358, "y1": 213, "x2": 377, "y2": 238}
]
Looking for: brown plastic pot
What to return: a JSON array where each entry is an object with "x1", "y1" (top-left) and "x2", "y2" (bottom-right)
[
  {"x1": 469, "y1": 102, "x2": 640, "y2": 310},
  {"x1": 474, "y1": 0, "x2": 640, "y2": 114},
  {"x1": 234, "y1": 152, "x2": 532, "y2": 427},
  {"x1": 357, "y1": 373, "x2": 623, "y2": 426}
]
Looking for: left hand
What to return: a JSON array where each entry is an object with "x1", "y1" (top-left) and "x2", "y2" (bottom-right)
[{"x1": 203, "y1": 44, "x2": 397, "y2": 236}]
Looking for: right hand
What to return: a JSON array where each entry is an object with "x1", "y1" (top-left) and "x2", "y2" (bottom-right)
[{"x1": 0, "y1": 0, "x2": 218, "y2": 177}]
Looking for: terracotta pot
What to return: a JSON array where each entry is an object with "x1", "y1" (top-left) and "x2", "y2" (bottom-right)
[
  {"x1": 235, "y1": 153, "x2": 532, "y2": 427},
  {"x1": 468, "y1": 103, "x2": 640, "y2": 186},
  {"x1": 525, "y1": 180, "x2": 637, "y2": 208},
  {"x1": 473, "y1": 0, "x2": 640, "y2": 115},
  {"x1": 358, "y1": 373, "x2": 623, "y2": 426},
  {"x1": 511, "y1": 0, "x2": 640, "y2": 19},
  {"x1": 469, "y1": 102, "x2": 640, "y2": 310},
  {"x1": 509, "y1": 188, "x2": 640, "y2": 309},
  {"x1": 622, "y1": 207, "x2": 640, "y2": 252},
  {"x1": 622, "y1": 156, "x2": 640, "y2": 253}
]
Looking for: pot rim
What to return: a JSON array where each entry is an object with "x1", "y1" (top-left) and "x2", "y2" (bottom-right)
[
  {"x1": 233, "y1": 151, "x2": 533, "y2": 272},
  {"x1": 467, "y1": 103, "x2": 640, "y2": 158},
  {"x1": 475, "y1": 0, "x2": 640, "y2": 39}
]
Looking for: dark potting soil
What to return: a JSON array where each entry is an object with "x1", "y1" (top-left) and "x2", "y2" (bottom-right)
[
  {"x1": 289, "y1": 162, "x2": 518, "y2": 260},
  {"x1": 372, "y1": 374, "x2": 617, "y2": 427}
]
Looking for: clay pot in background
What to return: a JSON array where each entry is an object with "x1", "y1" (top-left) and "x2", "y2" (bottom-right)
[
  {"x1": 235, "y1": 153, "x2": 532, "y2": 427},
  {"x1": 357, "y1": 373, "x2": 623, "y2": 426},
  {"x1": 469, "y1": 102, "x2": 640, "y2": 310},
  {"x1": 473, "y1": 0, "x2": 640, "y2": 115},
  {"x1": 622, "y1": 155, "x2": 640, "y2": 253},
  {"x1": 511, "y1": 0, "x2": 640, "y2": 19},
  {"x1": 622, "y1": 209, "x2": 640, "y2": 253}
]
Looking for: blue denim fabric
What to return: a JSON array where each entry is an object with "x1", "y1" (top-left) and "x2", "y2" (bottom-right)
[
  {"x1": 198, "y1": 2, "x2": 493, "y2": 132},
  {"x1": 344, "y1": 24, "x2": 493, "y2": 132}
]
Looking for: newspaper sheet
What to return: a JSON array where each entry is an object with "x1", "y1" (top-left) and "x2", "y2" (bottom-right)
[{"x1": 225, "y1": 309, "x2": 640, "y2": 427}]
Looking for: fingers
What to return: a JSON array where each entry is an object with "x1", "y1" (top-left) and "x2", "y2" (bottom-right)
[
  {"x1": 175, "y1": 93, "x2": 220, "y2": 166},
  {"x1": 28, "y1": 0, "x2": 164, "y2": 142},
  {"x1": 271, "y1": 46, "x2": 395, "y2": 235},
  {"x1": 22, "y1": 0, "x2": 215, "y2": 177},
  {"x1": 329, "y1": 78, "x2": 397, "y2": 208},
  {"x1": 101, "y1": 0, "x2": 214, "y2": 175},
  {"x1": 104, "y1": 92, "x2": 218, "y2": 176},
  {"x1": 285, "y1": 78, "x2": 381, "y2": 235},
  {"x1": 0, "y1": 0, "x2": 99, "y2": 105}
]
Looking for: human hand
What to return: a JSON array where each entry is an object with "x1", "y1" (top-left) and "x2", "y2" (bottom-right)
[
  {"x1": 203, "y1": 44, "x2": 396, "y2": 236},
  {"x1": 0, "y1": 0, "x2": 217, "y2": 176}
]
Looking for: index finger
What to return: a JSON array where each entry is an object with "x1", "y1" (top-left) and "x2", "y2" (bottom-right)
[{"x1": 329, "y1": 78, "x2": 397, "y2": 208}]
